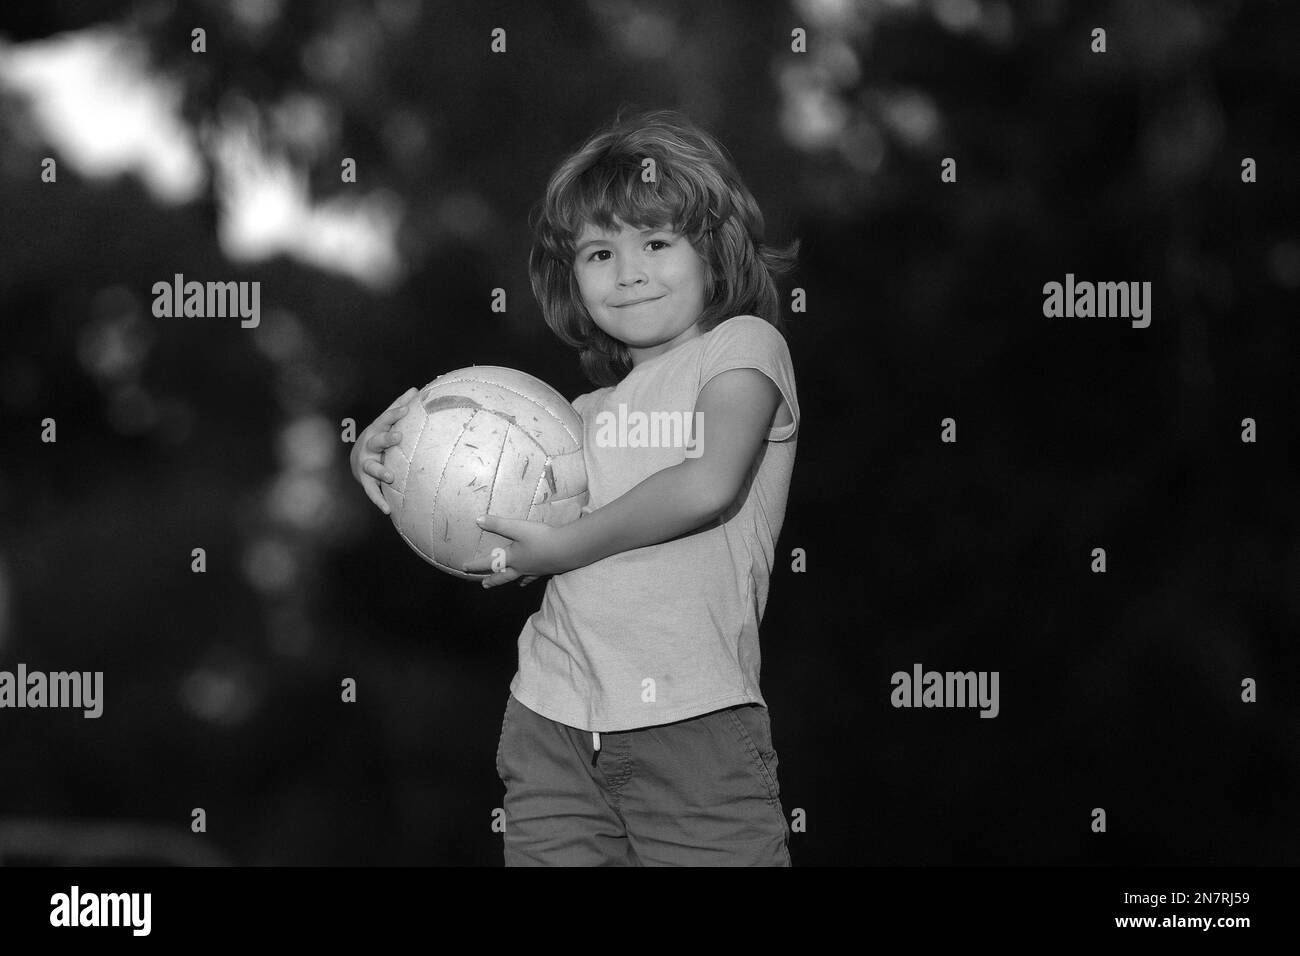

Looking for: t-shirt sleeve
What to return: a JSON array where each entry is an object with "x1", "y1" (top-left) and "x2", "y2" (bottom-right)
[
  {"x1": 697, "y1": 315, "x2": 799, "y2": 442},
  {"x1": 569, "y1": 388, "x2": 604, "y2": 424}
]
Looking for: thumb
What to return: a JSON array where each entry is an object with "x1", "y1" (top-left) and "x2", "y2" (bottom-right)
[{"x1": 476, "y1": 513, "x2": 524, "y2": 537}]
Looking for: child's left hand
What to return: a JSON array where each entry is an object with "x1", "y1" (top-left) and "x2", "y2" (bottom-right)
[{"x1": 462, "y1": 514, "x2": 574, "y2": 588}]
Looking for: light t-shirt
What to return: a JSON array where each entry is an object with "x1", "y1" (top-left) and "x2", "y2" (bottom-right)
[{"x1": 508, "y1": 315, "x2": 800, "y2": 731}]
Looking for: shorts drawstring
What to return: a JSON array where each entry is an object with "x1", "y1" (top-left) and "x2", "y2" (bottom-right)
[{"x1": 591, "y1": 731, "x2": 600, "y2": 766}]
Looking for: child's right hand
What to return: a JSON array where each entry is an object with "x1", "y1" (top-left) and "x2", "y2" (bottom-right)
[{"x1": 350, "y1": 386, "x2": 418, "y2": 515}]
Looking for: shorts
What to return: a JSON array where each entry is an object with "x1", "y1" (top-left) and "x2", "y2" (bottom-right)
[{"x1": 495, "y1": 694, "x2": 792, "y2": 866}]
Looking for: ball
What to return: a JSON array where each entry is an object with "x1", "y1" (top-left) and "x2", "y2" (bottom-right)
[{"x1": 380, "y1": 366, "x2": 588, "y2": 580}]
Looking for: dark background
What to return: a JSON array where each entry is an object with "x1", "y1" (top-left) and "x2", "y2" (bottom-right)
[{"x1": 0, "y1": 0, "x2": 1296, "y2": 866}]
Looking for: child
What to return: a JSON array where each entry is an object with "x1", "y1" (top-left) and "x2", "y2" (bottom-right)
[{"x1": 351, "y1": 109, "x2": 800, "y2": 866}]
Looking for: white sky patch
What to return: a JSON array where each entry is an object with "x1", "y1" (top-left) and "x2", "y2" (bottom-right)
[
  {"x1": 209, "y1": 119, "x2": 403, "y2": 291},
  {"x1": 0, "y1": 27, "x2": 404, "y2": 290},
  {"x1": 0, "y1": 28, "x2": 205, "y2": 204}
]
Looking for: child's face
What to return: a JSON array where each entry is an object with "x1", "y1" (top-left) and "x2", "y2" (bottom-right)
[{"x1": 573, "y1": 218, "x2": 708, "y2": 366}]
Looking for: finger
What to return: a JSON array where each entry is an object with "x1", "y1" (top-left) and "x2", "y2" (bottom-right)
[
  {"x1": 475, "y1": 514, "x2": 524, "y2": 538},
  {"x1": 365, "y1": 429, "x2": 402, "y2": 453},
  {"x1": 389, "y1": 386, "x2": 418, "y2": 407},
  {"x1": 481, "y1": 567, "x2": 521, "y2": 589},
  {"x1": 383, "y1": 389, "x2": 418, "y2": 422},
  {"x1": 462, "y1": 546, "x2": 508, "y2": 576},
  {"x1": 517, "y1": 575, "x2": 539, "y2": 588},
  {"x1": 362, "y1": 476, "x2": 391, "y2": 515},
  {"x1": 362, "y1": 459, "x2": 395, "y2": 484}
]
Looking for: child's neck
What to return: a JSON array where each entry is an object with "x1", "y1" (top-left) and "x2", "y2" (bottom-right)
[{"x1": 628, "y1": 321, "x2": 704, "y2": 367}]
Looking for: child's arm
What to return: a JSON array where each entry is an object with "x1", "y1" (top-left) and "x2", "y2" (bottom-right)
[
  {"x1": 564, "y1": 368, "x2": 781, "y2": 565},
  {"x1": 468, "y1": 368, "x2": 784, "y2": 585}
]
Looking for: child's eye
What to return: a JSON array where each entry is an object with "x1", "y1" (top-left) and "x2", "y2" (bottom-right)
[{"x1": 587, "y1": 240, "x2": 669, "y2": 263}]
